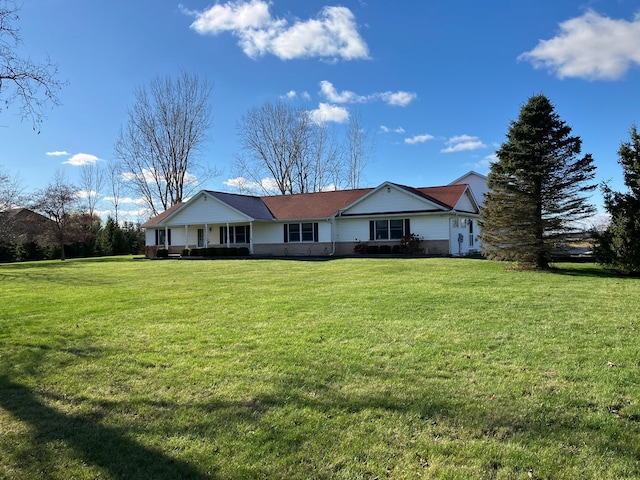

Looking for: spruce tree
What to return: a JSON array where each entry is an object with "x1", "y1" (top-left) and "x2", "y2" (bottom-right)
[
  {"x1": 593, "y1": 125, "x2": 640, "y2": 274},
  {"x1": 480, "y1": 94, "x2": 596, "y2": 269}
]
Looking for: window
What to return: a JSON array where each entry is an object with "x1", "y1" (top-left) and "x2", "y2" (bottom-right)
[
  {"x1": 369, "y1": 219, "x2": 410, "y2": 241},
  {"x1": 155, "y1": 229, "x2": 171, "y2": 246},
  {"x1": 219, "y1": 225, "x2": 250, "y2": 244},
  {"x1": 284, "y1": 222, "x2": 319, "y2": 242}
]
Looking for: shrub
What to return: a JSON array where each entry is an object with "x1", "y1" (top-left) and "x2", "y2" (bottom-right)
[
  {"x1": 365, "y1": 245, "x2": 379, "y2": 254},
  {"x1": 181, "y1": 248, "x2": 190, "y2": 257},
  {"x1": 400, "y1": 233, "x2": 423, "y2": 254},
  {"x1": 238, "y1": 247, "x2": 250, "y2": 256},
  {"x1": 354, "y1": 241, "x2": 368, "y2": 254},
  {"x1": 217, "y1": 247, "x2": 228, "y2": 256},
  {"x1": 227, "y1": 247, "x2": 239, "y2": 256},
  {"x1": 205, "y1": 247, "x2": 218, "y2": 257},
  {"x1": 156, "y1": 248, "x2": 169, "y2": 258},
  {"x1": 392, "y1": 245, "x2": 401, "y2": 254},
  {"x1": 379, "y1": 245, "x2": 392, "y2": 254}
]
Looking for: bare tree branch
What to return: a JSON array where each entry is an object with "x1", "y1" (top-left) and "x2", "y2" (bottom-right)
[
  {"x1": 0, "y1": 0, "x2": 66, "y2": 132},
  {"x1": 114, "y1": 72, "x2": 217, "y2": 216}
]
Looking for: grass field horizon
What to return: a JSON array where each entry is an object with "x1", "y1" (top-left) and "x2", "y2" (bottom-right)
[{"x1": 1, "y1": 256, "x2": 639, "y2": 479}]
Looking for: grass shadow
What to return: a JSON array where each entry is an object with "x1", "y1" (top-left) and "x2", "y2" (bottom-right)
[{"x1": 0, "y1": 375, "x2": 213, "y2": 480}]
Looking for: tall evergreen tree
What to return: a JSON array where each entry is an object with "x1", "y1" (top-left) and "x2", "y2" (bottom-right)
[
  {"x1": 593, "y1": 125, "x2": 640, "y2": 274},
  {"x1": 481, "y1": 94, "x2": 596, "y2": 269}
]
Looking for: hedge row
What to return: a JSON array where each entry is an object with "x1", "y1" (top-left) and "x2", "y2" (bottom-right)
[{"x1": 180, "y1": 247, "x2": 250, "y2": 257}]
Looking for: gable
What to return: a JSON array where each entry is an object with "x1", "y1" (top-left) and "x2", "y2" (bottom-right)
[
  {"x1": 342, "y1": 183, "x2": 447, "y2": 216},
  {"x1": 163, "y1": 192, "x2": 252, "y2": 226},
  {"x1": 453, "y1": 190, "x2": 478, "y2": 213}
]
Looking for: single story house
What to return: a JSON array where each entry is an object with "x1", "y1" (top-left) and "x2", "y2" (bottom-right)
[{"x1": 141, "y1": 171, "x2": 487, "y2": 257}]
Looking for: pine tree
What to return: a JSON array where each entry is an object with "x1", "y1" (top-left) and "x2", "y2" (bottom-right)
[
  {"x1": 480, "y1": 94, "x2": 596, "y2": 269},
  {"x1": 593, "y1": 125, "x2": 640, "y2": 274}
]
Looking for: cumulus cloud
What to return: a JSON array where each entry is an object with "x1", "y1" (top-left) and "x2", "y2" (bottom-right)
[
  {"x1": 281, "y1": 90, "x2": 311, "y2": 100},
  {"x1": 307, "y1": 103, "x2": 349, "y2": 124},
  {"x1": 519, "y1": 10, "x2": 640, "y2": 80},
  {"x1": 380, "y1": 125, "x2": 405, "y2": 134},
  {"x1": 405, "y1": 134, "x2": 435, "y2": 145},
  {"x1": 441, "y1": 135, "x2": 486, "y2": 153},
  {"x1": 63, "y1": 153, "x2": 100, "y2": 166},
  {"x1": 187, "y1": 1, "x2": 369, "y2": 61},
  {"x1": 320, "y1": 80, "x2": 417, "y2": 106},
  {"x1": 46, "y1": 151, "x2": 69, "y2": 156},
  {"x1": 224, "y1": 176, "x2": 280, "y2": 193},
  {"x1": 469, "y1": 153, "x2": 497, "y2": 171},
  {"x1": 379, "y1": 90, "x2": 417, "y2": 107}
]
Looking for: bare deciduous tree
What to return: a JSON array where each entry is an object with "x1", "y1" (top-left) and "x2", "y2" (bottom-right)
[
  {"x1": 114, "y1": 72, "x2": 216, "y2": 216},
  {"x1": 234, "y1": 100, "x2": 374, "y2": 195},
  {"x1": 31, "y1": 171, "x2": 80, "y2": 260},
  {"x1": 79, "y1": 162, "x2": 104, "y2": 217},
  {"x1": 0, "y1": 0, "x2": 65, "y2": 132},
  {"x1": 344, "y1": 111, "x2": 374, "y2": 189},
  {"x1": 106, "y1": 159, "x2": 123, "y2": 224},
  {"x1": 0, "y1": 165, "x2": 22, "y2": 211}
]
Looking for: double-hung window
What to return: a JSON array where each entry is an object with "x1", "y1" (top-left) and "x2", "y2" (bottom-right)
[
  {"x1": 369, "y1": 219, "x2": 410, "y2": 241},
  {"x1": 219, "y1": 225, "x2": 250, "y2": 244},
  {"x1": 284, "y1": 222, "x2": 319, "y2": 242}
]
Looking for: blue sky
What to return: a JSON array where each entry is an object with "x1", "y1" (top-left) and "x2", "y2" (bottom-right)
[{"x1": 2, "y1": 0, "x2": 639, "y2": 223}]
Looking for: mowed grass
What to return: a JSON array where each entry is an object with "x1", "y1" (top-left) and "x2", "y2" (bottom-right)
[{"x1": 0, "y1": 257, "x2": 639, "y2": 479}]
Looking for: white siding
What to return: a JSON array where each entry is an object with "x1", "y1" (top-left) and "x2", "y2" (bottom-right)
[
  {"x1": 344, "y1": 184, "x2": 443, "y2": 215},
  {"x1": 454, "y1": 191, "x2": 477, "y2": 212},
  {"x1": 451, "y1": 173, "x2": 488, "y2": 207},
  {"x1": 253, "y1": 220, "x2": 333, "y2": 244},
  {"x1": 168, "y1": 194, "x2": 248, "y2": 226},
  {"x1": 335, "y1": 215, "x2": 450, "y2": 242}
]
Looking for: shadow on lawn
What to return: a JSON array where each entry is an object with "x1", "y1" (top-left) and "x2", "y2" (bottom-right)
[
  {"x1": 0, "y1": 375, "x2": 213, "y2": 480},
  {"x1": 548, "y1": 264, "x2": 638, "y2": 279}
]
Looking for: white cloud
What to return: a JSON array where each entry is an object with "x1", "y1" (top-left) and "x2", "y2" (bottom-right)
[
  {"x1": 188, "y1": 1, "x2": 369, "y2": 61},
  {"x1": 224, "y1": 176, "x2": 280, "y2": 193},
  {"x1": 307, "y1": 103, "x2": 349, "y2": 124},
  {"x1": 46, "y1": 151, "x2": 69, "y2": 156},
  {"x1": 519, "y1": 10, "x2": 640, "y2": 80},
  {"x1": 441, "y1": 135, "x2": 486, "y2": 153},
  {"x1": 320, "y1": 80, "x2": 367, "y2": 103},
  {"x1": 103, "y1": 196, "x2": 148, "y2": 205},
  {"x1": 281, "y1": 90, "x2": 311, "y2": 101},
  {"x1": 469, "y1": 153, "x2": 497, "y2": 170},
  {"x1": 319, "y1": 80, "x2": 417, "y2": 107},
  {"x1": 405, "y1": 133, "x2": 435, "y2": 145},
  {"x1": 379, "y1": 90, "x2": 417, "y2": 107},
  {"x1": 63, "y1": 153, "x2": 100, "y2": 166},
  {"x1": 380, "y1": 125, "x2": 405, "y2": 134}
]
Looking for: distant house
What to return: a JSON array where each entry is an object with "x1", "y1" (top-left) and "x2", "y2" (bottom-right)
[
  {"x1": 141, "y1": 172, "x2": 487, "y2": 257},
  {"x1": 0, "y1": 208, "x2": 53, "y2": 246}
]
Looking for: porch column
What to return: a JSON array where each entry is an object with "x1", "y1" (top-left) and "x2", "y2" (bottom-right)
[
  {"x1": 249, "y1": 221, "x2": 254, "y2": 254},
  {"x1": 226, "y1": 222, "x2": 230, "y2": 248},
  {"x1": 205, "y1": 223, "x2": 208, "y2": 246},
  {"x1": 164, "y1": 226, "x2": 168, "y2": 249},
  {"x1": 184, "y1": 225, "x2": 188, "y2": 249}
]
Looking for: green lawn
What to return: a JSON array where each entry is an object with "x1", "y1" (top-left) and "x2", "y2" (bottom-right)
[{"x1": 0, "y1": 256, "x2": 639, "y2": 479}]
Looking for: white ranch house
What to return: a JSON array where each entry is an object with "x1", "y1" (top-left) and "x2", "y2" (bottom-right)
[{"x1": 142, "y1": 171, "x2": 487, "y2": 257}]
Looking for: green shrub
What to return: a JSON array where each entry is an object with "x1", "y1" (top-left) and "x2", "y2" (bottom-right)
[
  {"x1": 156, "y1": 248, "x2": 169, "y2": 258},
  {"x1": 392, "y1": 245, "x2": 401, "y2": 254},
  {"x1": 227, "y1": 247, "x2": 239, "y2": 256},
  {"x1": 354, "y1": 241, "x2": 368, "y2": 254},
  {"x1": 238, "y1": 247, "x2": 250, "y2": 256},
  {"x1": 379, "y1": 245, "x2": 392, "y2": 254},
  {"x1": 181, "y1": 248, "x2": 190, "y2": 257},
  {"x1": 365, "y1": 245, "x2": 379, "y2": 254},
  {"x1": 205, "y1": 247, "x2": 218, "y2": 257},
  {"x1": 217, "y1": 247, "x2": 228, "y2": 256}
]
